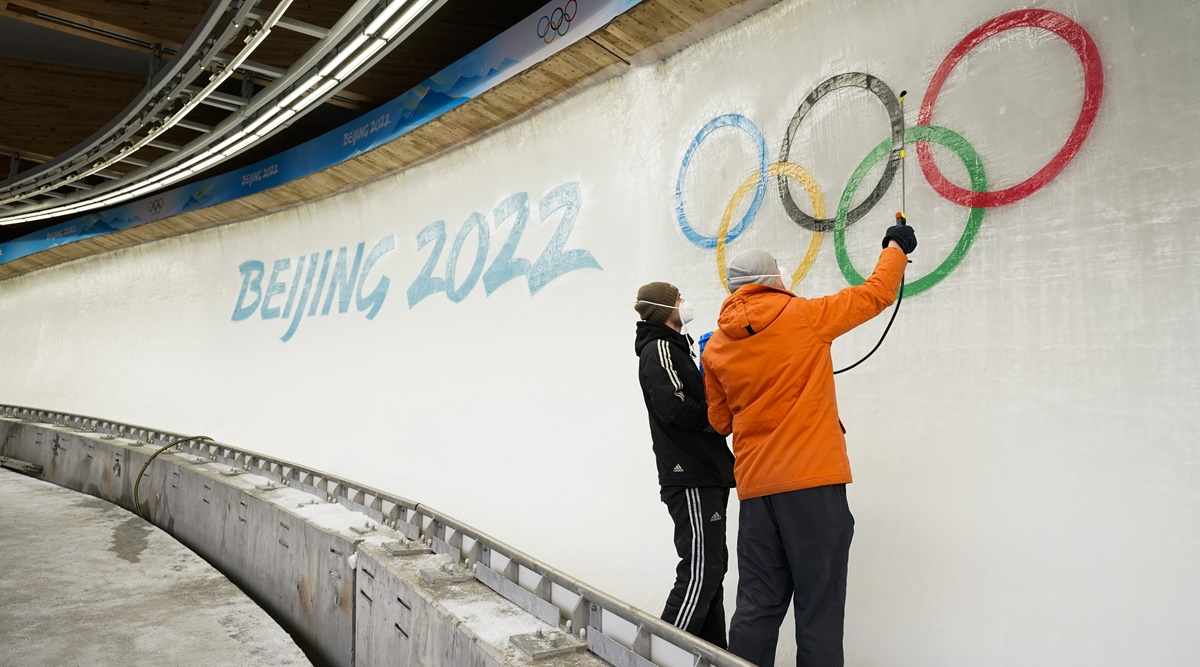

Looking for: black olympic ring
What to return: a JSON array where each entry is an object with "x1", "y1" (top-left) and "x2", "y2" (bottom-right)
[
  {"x1": 778, "y1": 72, "x2": 904, "y2": 233},
  {"x1": 147, "y1": 197, "x2": 164, "y2": 215}
]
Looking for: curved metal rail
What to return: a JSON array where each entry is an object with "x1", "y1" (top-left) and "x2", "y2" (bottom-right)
[
  {"x1": 0, "y1": 0, "x2": 244, "y2": 203},
  {"x1": 0, "y1": 0, "x2": 448, "y2": 226}
]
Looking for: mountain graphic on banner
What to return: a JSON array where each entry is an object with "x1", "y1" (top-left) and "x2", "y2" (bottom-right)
[
  {"x1": 79, "y1": 217, "x2": 122, "y2": 234},
  {"x1": 182, "y1": 185, "x2": 221, "y2": 212},
  {"x1": 79, "y1": 212, "x2": 140, "y2": 234},
  {"x1": 427, "y1": 57, "x2": 522, "y2": 98},
  {"x1": 391, "y1": 57, "x2": 524, "y2": 125}
]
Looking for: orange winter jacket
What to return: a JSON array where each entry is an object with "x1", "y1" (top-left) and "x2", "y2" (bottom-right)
[{"x1": 701, "y1": 247, "x2": 908, "y2": 500}]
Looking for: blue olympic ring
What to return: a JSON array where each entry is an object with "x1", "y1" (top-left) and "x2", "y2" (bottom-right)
[{"x1": 674, "y1": 114, "x2": 768, "y2": 249}]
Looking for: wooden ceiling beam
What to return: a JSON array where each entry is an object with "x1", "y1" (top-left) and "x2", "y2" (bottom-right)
[
  {"x1": 0, "y1": 144, "x2": 56, "y2": 164},
  {"x1": 2, "y1": 0, "x2": 183, "y2": 56}
]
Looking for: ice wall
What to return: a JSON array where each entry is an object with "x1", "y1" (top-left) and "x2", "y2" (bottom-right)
[{"x1": 2, "y1": 1, "x2": 1198, "y2": 664}]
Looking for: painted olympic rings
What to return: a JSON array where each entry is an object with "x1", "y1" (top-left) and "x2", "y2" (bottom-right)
[
  {"x1": 917, "y1": 9, "x2": 1104, "y2": 208},
  {"x1": 717, "y1": 162, "x2": 825, "y2": 294},
  {"x1": 673, "y1": 8, "x2": 1102, "y2": 297},
  {"x1": 835, "y1": 125, "x2": 986, "y2": 297},
  {"x1": 675, "y1": 114, "x2": 769, "y2": 249},
  {"x1": 538, "y1": 0, "x2": 578, "y2": 44},
  {"x1": 778, "y1": 72, "x2": 904, "y2": 233}
]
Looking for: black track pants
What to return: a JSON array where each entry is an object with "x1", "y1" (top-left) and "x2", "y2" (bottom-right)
[
  {"x1": 660, "y1": 486, "x2": 730, "y2": 648},
  {"x1": 728, "y1": 484, "x2": 854, "y2": 667}
]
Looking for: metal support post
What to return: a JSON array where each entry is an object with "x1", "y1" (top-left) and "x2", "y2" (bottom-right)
[{"x1": 148, "y1": 44, "x2": 164, "y2": 85}]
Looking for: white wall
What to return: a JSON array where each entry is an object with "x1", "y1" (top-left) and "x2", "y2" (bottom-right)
[{"x1": 2, "y1": 1, "x2": 1198, "y2": 664}]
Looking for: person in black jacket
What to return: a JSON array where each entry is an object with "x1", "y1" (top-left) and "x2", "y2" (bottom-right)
[{"x1": 634, "y1": 281, "x2": 736, "y2": 648}]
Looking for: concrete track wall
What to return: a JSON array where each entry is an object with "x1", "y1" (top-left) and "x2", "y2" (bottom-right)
[
  {"x1": 0, "y1": 416, "x2": 615, "y2": 667},
  {"x1": 1, "y1": 1, "x2": 1198, "y2": 664}
]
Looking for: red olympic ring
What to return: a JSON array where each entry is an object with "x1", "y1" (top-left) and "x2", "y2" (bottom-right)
[{"x1": 917, "y1": 9, "x2": 1103, "y2": 208}]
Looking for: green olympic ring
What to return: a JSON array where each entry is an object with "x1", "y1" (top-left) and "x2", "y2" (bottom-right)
[{"x1": 834, "y1": 125, "x2": 986, "y2": 297}]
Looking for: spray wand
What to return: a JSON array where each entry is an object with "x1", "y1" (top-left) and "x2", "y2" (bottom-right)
[
  {"x1": 897, "y1": 90, "x2": 908, "y2": 227},
  {"x1": 833, "y1": 90, "x2": 908, "y2": 375}
]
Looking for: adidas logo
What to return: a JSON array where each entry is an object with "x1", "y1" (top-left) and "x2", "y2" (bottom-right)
[
  {"x1": 709, "y1": 512, "x2": 722, "y2": 522},
  {"x1": 672, "y1": 464, "x2": 684, "y2": 473}
]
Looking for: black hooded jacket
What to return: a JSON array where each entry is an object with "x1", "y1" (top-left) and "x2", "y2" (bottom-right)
[{"x1": 634, "y1": 321, "x2": 735, "y2": 489}]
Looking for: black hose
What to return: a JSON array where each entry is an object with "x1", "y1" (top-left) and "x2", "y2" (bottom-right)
[
  {"x1": 133, "y1": 435, "x2": 211, "y2": 520},
  {"x1": 833, "y1": 276, "x2": 904, "y2": 375},
  {"x1": 836, "y1": 87, "x2": 910, "y2": 375}
]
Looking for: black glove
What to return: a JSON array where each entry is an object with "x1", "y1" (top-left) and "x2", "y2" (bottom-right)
[{"x1": 883, "y1": 224, "x2": 917, "y2": 254}]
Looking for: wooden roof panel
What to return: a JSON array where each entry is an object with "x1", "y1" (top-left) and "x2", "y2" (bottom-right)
[
  {"x1": 41, "y1": 0, "x2": 213, "y2": 48},
  {"x1": 0, "y1": 57, "x2": 144, "y2": 159},
  {"x1": 0, "y1": 0, "x2": 764, "y2": 281}
]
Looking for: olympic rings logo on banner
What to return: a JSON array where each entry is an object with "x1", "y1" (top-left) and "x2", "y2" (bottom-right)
[
  {"x1": 674, "y1": 9, "x2": 1103, "y2": 298},
  {"x1": 538, "y1": 0, "x2": 578, "y2": 44}
]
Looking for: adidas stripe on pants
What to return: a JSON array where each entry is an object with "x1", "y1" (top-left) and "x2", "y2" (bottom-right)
[{"x1": 660, "y1": 486, "x2": 730, "y2": 648}]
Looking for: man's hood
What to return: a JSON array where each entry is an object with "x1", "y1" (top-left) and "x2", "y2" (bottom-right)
[
  {"x1": 717, "y1": 284, "x2": 793, "y2": 339},
  {"x1": 634, "y1": 320, "x2": 689, "y2": 356}
]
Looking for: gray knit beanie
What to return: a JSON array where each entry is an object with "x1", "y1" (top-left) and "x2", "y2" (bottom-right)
[
  {"x1": 634, "y1": 282, "x2": 679, "y2": 325},
  {"x1": 727, "y1": 249, "x2": 779, "y2": 291}
]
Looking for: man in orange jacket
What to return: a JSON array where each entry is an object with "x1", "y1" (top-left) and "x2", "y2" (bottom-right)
[{"x1": 701, "y1": 223, "x2": 916, "y2": 666}]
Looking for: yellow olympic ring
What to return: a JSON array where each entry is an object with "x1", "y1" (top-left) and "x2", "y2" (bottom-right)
[{"x1": 716, "y1": 161, "x2": 825, "y2": 295}]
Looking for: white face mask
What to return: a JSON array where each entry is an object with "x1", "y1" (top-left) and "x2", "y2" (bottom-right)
[
  {"x1": 677, "y1": 299, "x2": 695, "y2": 326},
  {"x1": 637, "y1": 299, "x2": 694, "y2": 327}
]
